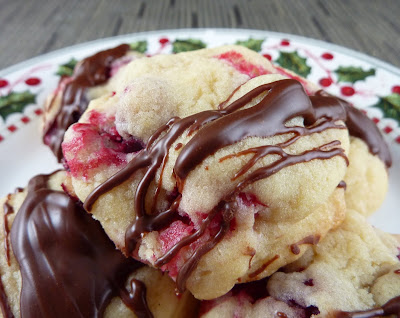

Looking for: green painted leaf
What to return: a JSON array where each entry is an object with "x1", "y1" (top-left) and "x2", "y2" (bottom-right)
[
  {"x1": 172, "y1": 39, "x2": 206, "y2": 53},
  {"x1": 56, "y1": 58, "x2": 77, "y2": 77},
  {"x1": 0, "y1": 91, "x2": 36, "y2": 120},
  {"x1": 275, "y1": 51, "x2": 311, "y2": 78},
  {"x1": 235, "y1": 38, "x2": 264, "y2": 52},
  {"x1": 335, "y1": 66, "x2": 375, "y2": 83},
  {"x1": 373, "y1": 93, "x2": 400, "y2": 121},
  {"x1": 130, "y1": 41, "x2": 147, "y2": 53}
]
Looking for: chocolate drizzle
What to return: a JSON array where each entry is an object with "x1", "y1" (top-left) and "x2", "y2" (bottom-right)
[
  {"x1": 315, "y1": 90, "x2": 392, "y2": 168},
  {"x1": 248, "y1": 255, "x2": 280, "y2": 279},
  {"x1": 335, "y1": 295, "x2": 400, "y2": 317},
  {"x1": 346, "y1": 105, "x2": 392, "y2": 167},
  {"x1": 43, "y1": 44, "x2": 130, "y2": 161},
  {"x1": 84, "y1": 79, "x2": 354, "y2": 291},
  {"x1": 290, "y1": 234, "x2": 321, "y2": 255},
  {"x1": 3, "y1": 199, "x2": 13, "y2": 267},
  {"x1": 174, "y1": 81, "x2": 347, "y2": 182},
  {"x1": 338, "y1": 180, "x2": 347, "y2": 190},
  {"x1": 9, "y1": 173, "x2": 153, "y2": 318}
]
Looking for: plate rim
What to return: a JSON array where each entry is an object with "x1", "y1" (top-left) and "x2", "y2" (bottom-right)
[{"x1": 1, "y1": 28, "x2": 400, "y2": 78}]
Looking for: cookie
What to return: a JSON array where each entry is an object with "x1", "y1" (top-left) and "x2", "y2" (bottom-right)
[
  {"x1": 62, "y1": 45, "x2": 353, "y2": 299},
  {"x1": 42, "y1": 44, "x2": 143, "y2": 161},
  {"x1": 267, "y1": 209, "x2": 400, "y2": 317},
  {"x1": 200, "y1": 209, "x2": 400, "y2": 317},
  {"x1": 343, "y1": 136, "x2": 389, "y2": 216},
  {"x1": 0, "y1": 171, "x2": 197, "y2": 318}
]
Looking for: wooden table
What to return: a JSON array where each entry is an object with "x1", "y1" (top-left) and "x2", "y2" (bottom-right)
[{"x1": 0, "y1": 0, "x2": 399, "y2": 70}]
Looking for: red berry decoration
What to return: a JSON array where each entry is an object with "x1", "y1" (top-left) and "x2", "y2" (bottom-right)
[
  {"x1": 321, "y1": 52, "x2": 334, "y2": 60},
  {"x1": 319, "y1": 78, "x2": 333, "y2": 87},
  {"x1": 25, "y1": 77, "x2": 41, "y2": 86},
  {"x1": 383, "y1": 126, "x2": 393, "y2": 134},
  {"x1": 372, "y1": 117, "x2": 380, "y2": 124},
  {"x1": 280, "y1": 39, "x2": 290, "y2": 46},
  {"x1": 159, "y1": 37, "x2": 170, "y2": 45},
  {"x1": 34, "y1": 109, "x2": 43, "y2": 116},
  {"x1": 392, "y1": 85, "x2": 400, "y2": 95},
  {"x1": 8, "y1": 125, "x2": 17, "y2": 132},
  {"x1": 341, "y1": 86, "x2": 355, "y2": 96},
  {"x1": 263, "y1": 54, "x2": 272, "y2": 61},
  {"x1": 0, "y1": 79, "x2": 8, "y2": 88},
  {"x1": 21, "y1": 116, "x2": 30, "y2": 124}
]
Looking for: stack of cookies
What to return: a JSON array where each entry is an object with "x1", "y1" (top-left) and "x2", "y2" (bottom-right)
[{"x1": 1, "y1": 44, "x2": 398, "y2": 318}]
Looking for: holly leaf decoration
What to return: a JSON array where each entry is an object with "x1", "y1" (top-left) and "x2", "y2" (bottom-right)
[
  {"x1": 130, "y1": 41, "x2": 147, "y2": 53},
  {"x1": 373, "y1": 93, "x2": 400, "y2": 121},
  {"x1": 235, "y1": 38, "x2": 264, "y2": 52},
  {"x1": 275, "y1": 51, "x2": 311, "y2": 78},
  {"x1": 0, "y1": 91, "x2": 36, "y2": 120},
  {"x1": 335, "y1": 66, "x2": 375, "y2": 83},
  {"x1": 172, "y1": 39, "x2": 206, "y2": 53},
  {"x1": 56, "y1": 58, "x2": 77, "y2": 77}
]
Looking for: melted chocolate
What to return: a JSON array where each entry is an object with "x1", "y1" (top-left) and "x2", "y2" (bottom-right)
[
  {"x1": 0, "y1": 274, "x2": 14, "y2": 318},
  {"x1": 335, "y1": 295, "x2": 400, "y2": 317},
  {"x1": 338, "y1": 180, "x2": 347, "y2": 190},
  {"x1": 315, "y1": 90, "x2": 392, "y2": 168},
  {"x1": 248, "y1": 255, "x2": 280, "y2": 279},
  {"x1": 43, "y1": 44, "x2": 130, "y2": 161},
  {"x1": 290, "y1": 235, "x2": 321, "y2": 255},
  {"x1": 9, "y1": 173, "x2": 152, "y2": 318},
  {"x1": 174, "y1": 81, "x2": 346, "y2": 182},
  {"x1": 85, "y1": 79, "x2": 353, "y2": 292}
]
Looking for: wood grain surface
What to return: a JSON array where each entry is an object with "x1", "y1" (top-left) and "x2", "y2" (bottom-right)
[{"x1": 0, "y1": 0, "x2": 399, "y2": 70}]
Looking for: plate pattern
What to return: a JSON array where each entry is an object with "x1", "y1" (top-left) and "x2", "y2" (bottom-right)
[{"x1": 0, "y1": 30, "x2": 399, "y2": 145}]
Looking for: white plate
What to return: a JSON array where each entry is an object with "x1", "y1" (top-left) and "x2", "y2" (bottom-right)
[{"x1": 0, "y1": 29, "x2": 399, "y2": 233}]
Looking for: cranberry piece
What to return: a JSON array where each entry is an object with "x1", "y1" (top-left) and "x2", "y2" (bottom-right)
[
  {"x1": 120, "y1": 136, "x2": 145, "y2": 153},
  {"x1": 238, "y1": 192, "x2": 267, "y2": 207},
  {"x1": 103, "y1": 134, "x2": 145, "y2": 154},
  {"x1": 288, "y1": 300, "x2": 320, "y2": 318},
  {"x1": 305, "y1": 306, "x2": 320, "y2": 317},
  {"x1": 304, "y1": 279, "x2": 314, "y2": 286}
]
